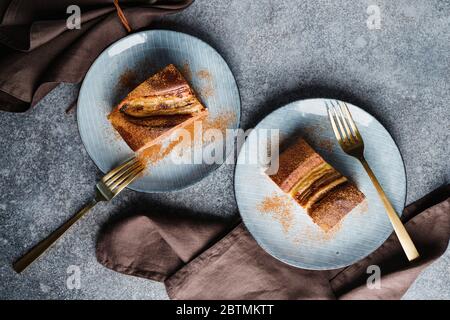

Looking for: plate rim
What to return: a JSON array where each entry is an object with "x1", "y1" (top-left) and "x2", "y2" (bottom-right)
[
  {"x1": 233, "y1": 98, "x2": 407, "y2": 270},
  {"x1": 77, "y1": 29, "x2": 242, "y2": 193}
]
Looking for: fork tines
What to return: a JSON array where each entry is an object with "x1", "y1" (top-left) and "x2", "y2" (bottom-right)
[
  {"x1": 326, "y1": 100, "x2": 362, "y2": 145},
  {"x1": 101, "y1": 157, "x2": 145, "y2": 194}
]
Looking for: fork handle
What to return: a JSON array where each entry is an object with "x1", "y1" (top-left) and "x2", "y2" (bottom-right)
[
  {"x1": 359, "y1": 157, "x2": 419, "y2": 261},
  {"x1": 13, "y1": 199, "x2": 98, "y2": 273}
]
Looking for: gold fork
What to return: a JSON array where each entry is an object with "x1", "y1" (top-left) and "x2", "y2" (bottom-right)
[
  {"x1": 326, "y1": 100, "x2": 419, "y2": 261},
  {"x1": 13, "y1": 157, "x2": 145, "y2": 273}
]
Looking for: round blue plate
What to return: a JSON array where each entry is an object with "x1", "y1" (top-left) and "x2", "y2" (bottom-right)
[
  {"x1": 77, "y1": 30, "x2": 240, "y2": 192},
  {"x1": 234, "y1": 99, "x2": 406, "y2": 270}
]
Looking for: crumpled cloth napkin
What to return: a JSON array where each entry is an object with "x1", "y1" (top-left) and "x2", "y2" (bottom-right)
[
  {"x1": 0, "y1": 0, "x2": 193, "y2": 112},
  {"x1": 97, "y1": 185, "x2": 450, "y2": 299}
]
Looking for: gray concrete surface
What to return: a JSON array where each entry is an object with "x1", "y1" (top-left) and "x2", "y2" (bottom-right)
[{"x1": 0, "y1": 0, "x2": 449, "y2": 299}]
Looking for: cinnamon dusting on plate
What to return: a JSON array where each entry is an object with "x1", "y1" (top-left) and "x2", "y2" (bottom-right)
[
  {"x1": 257, "y1": 193, "x2": 294, "y2": 233},
  {"x1": 118, "y1": 69, "x2": 138, "y2": 91},
  {"x1": 137, "y1": 135, "x2": 184, "y2": 168},
  {"x1": 196, "y1": 69, "x2": 214, "y2": 99},
  {"x1": 182, "y1": 111, "x2": 237, "y2": 146},
  {"x1": 317, "y1": 139, "x2": 333, "y2": 153},
  {"x1": 352, "y1": 199, "x2": 369, "y2": 215},
  {"x1": 204, "y1": 111, "x2": 236, "y2": 133},
  {"x1": 196, "y1": 70, "x2": 212, "y2": 81},
  {"x1": 289, "y1": 221, "x2": 343, "y2": 246},
  {"x1": 131, "y1": 110, "x2": 237, "y2": 170},
  {"x1": 199, "y1": 86, "x2": 214, "y2": 99},
  {"x1": 302, "y1": 125, "x2": 323, "y2": 136},
  {"x1": 181, "y1": 62, "x2": 192, "y2": 82}
]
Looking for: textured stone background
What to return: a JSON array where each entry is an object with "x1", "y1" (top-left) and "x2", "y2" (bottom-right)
[{"x1": 0, "y1": 0, "x2": 449, "y2": 299}]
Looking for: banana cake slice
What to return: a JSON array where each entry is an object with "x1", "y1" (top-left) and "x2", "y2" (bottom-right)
[
  {"x1": 108, "y1": 64, "x2": 208, "y2": 152},
  {"x1": 269, "y1": 138, "x2": 365, "y2": 231}
]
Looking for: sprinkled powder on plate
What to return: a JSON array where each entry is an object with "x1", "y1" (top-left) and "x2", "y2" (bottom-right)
[
  {"x1": 196, "y1": 69, "x2": 212, "y2": 81},
  {"x1": 257, "y1": 193, "x2": 294, "y2": 233},
  {"x1": 196, "y1": 69, "x2": 214, "y2": 99},
  {"x1": 203, "y1": 111, "x2": 236, "y2": 133},
  {"x1": 118, "y1": 69, "x2": 138, "y2": 91},
  {"x1": 137, "y1": 135, "x2": 185, "y2": 169},
  {"x1": 317, "y1": 139, "x2": 333, "y2": 153},
  {"x1": 181, "y1": 62, "x2": 192, "y2": 82},
  {"x1": 352, "y1": 199, "x2": 369, "y2": 215},
  {"x1": 132, "y1": 109, "x2": 237, "y2": 171}
]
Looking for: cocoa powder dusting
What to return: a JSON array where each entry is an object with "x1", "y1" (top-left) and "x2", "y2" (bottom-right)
[
  {"x1": 135, "y1": 110, "x2": 236, "y2": 169},
  {"x1": 137, "y1": 136, "x2": 184, "y2": 168},
  {"x1": 183, "y1": 111, "x2": 237, "y2": 147},
  {"x1": 196, "y1": 70, "x2": 212, "y2": 81},
  {"x1": 181, "y1": 62, "x2": 192, "y2": 82},
  {"x1": 257, "y1": 194, "x2": 294, "y2": 233},
  {"x1": 137, "y1": 143, "x2": 162, "y2": 166},
  {"x1": 302, "y1": 125, "x2": 323, "y2": 136},
  {"x1": 118, "y1": 69, "x2": 138, "y2": 91},
  {"x1": 290, "y1": 221, "x2": 342, "y2": 246},
  {"x1": 196, "y1": 69, "x2": 214, "y2": 99},
  {"x1": 317, "y1": 139, "x2": 333, "y2": 153},
  {"x1": 200, "y1": 86, "x2": 214, "y2": 99},
  {"x1": 204, "y1": 112, "x2": 236, "y2": 133},
  {"x1": 353, "y1": 199, "x2": 369, "y2": 215}
]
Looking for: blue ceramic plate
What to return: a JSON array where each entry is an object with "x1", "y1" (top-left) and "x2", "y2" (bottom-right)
[
  {"x1": 234, "y1": 99, "x2": 406, "y2": 270},
  {"x1": 77, "y1": 30, "x2": 240, "y2": 192}
]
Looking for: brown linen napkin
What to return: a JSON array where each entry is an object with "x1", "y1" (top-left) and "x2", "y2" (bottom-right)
[
  {"x1": 0, "y1": 0, "x2": 193, "y2": 112},
  {"x1": 96, "y1": 185, "x2": 450, "y2": 299}
]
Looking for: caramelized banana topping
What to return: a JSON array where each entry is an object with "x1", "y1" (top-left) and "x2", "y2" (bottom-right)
[{"x1": 120, "y1": 95, "x2": 204, "y2": 118}]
